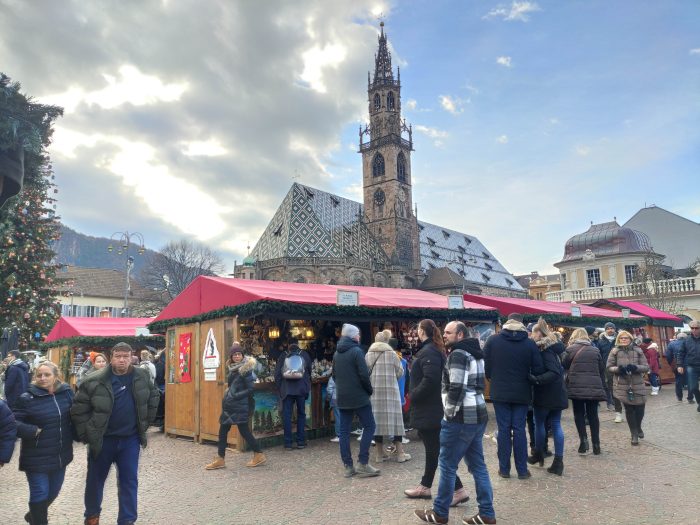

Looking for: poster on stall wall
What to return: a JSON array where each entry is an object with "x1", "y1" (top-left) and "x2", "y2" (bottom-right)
[
  {"x1": 202, "y1": 328, "x2": 220, "y2": 369},
  {"x1": 179, "y1": 333, "x2": 192, "y2": 383}
]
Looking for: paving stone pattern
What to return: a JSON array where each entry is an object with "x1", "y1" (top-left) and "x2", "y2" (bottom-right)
[{"x1": 3, "y1": 388, "x2": 699, "y2": 524}]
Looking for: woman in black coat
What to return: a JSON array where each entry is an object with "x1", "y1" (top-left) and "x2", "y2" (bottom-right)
[
  {"x1": 404, "y1": 319, "x2": 468, "y2": 507},
  {"x1": 527, "y1": 319, "x2": 568, "y2": 475},
  {"x1": 205, "y1": 344, "x2": 265, "y2": 470},
  {"x1": 0, "y1": 398, "x2": 17, "y2": 467},
  {"x1": 13, "y1": 361, "x2": 74, "y2": 525}
]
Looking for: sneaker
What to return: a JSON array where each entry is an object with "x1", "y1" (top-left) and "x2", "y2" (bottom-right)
[
  {"x1": 330, "y1": 437, "x2": 340, "y2": 443},
  {"x1": 356, "y1": 434, "x2": 375, "y2": 445},
  {"x1": 463, "y1": 514, "x2": 497, "y2": 524},
  {"x1": 614, "y1": 413, "x2": 623, "y2": 423},
  {"x1": 343, "y1": 465, "x2": 356, "y2": 478},
  {"x1": 204, "y1": 456, "x2": 225, "y2": 470},
  {"x1": 355, "y1": 462, "x2": 380, "y2": 477},
  {"x1": 450, "y1": 486, "x2": 470, "y2": 507},
  {"x1": 688, "y1": 399, "x2": 696, "y2": 404},
  {"x1": 414, "y1": 508, "x2": 448, "y2": 524},
  {"x1": 402, "y1": 436, "x2": 411, "y2": 444},
  {"x1": 296, "y1": 443, "x2": 306, "y2": 449},
  {"x1": 404, "y1": 484, "x2": 431, "y2": 499},
  {"x1": 351, "y1": 428, "x2": 363, "y2": 435}
]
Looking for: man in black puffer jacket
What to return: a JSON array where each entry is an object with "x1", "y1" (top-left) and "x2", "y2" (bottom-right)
[
  {"x1": 72, "y1": 342, "x2": 159, "y2": 525},
  {"x1": 678, "y1": 320, "x2": 700, "y2": 412},
  {"x1": 484, "y1": 313, "x2": 544, "y2": 480},
  {"x1": 332, "y1": 323, "x2": 379, "y2": 479}
]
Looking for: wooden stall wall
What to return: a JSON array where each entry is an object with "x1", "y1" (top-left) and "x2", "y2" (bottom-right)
[{"x1": 165, "y1": 323, "x2": 199, "y2": 439}]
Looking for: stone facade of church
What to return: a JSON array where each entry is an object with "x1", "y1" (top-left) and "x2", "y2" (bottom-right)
[{"x1": 234, "y1": 24, "x2": 525, "y2": 298}]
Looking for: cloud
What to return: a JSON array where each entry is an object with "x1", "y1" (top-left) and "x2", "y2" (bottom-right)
[
  {"x1": 690, "y1": 48, "x2": 700, "y2": 55},
  {"x1": 575, "y1": 145, "x2": 591, "y2": 156},
  {"x1": 439, "y1": 94, "x2": 467, "y2": 114},
  {"x1": 497, "y1": 135, "x2": 509, "y2": 144},
  {"x1": 405, "y1": 98, "x2": 417, "y2": 110},
  {"x1": 415, "y1": 124, "x2": 448, "y2": 147},
  {"x1": 299, "y1": 42, "x2": 348, "y2": 93},
  {"x1": 484, "y1": 1, "x2": 541, "y2": 22},
  {"x1": 181, "y1": 139, "x2": 228, "y2": 157},
  {"x1": 496, "y1": 56, "x2": 512, "y2": 68}
]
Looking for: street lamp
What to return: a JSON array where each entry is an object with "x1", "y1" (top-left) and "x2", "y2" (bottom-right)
[
  {"x1": 107, "y1": 231, "x2": 145, "y2": 317},
  {"x1": 67, "y1": 288, "x2": 84, "y2": 316}
]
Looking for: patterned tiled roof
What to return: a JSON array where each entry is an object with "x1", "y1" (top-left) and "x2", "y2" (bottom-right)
[
  {"x1": 250, "y1": 183, "x2": 523, "y2": 292},
  {"x1": 56, "y1": 265, "x2": 150, "y2": 300}
]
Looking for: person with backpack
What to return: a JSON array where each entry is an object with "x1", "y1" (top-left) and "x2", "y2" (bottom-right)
[{"x1": 274, "y1": 338, "x2": 312, "y2": 450}]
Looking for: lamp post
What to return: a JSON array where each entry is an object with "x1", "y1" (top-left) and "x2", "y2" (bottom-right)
[
  {"x1": 107, "y1": 231, "x2": 145, "y2": 317},
  {"x1": 67, "y1": 288, "x2": 83, "y2": 316}
]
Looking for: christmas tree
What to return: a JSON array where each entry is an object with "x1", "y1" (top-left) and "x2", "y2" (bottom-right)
[{"x1": 0, "y1": 74, "x2": 63, "y2": 349}]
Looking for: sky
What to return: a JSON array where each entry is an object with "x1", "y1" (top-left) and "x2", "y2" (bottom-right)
[{"x1": 1, "y1": 0, "x2": 699, "y2": 276}]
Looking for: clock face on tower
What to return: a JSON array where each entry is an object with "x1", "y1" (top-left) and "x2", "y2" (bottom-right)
[{"x1": 374, "y1": 188, "x2": 386, "y2": 205}]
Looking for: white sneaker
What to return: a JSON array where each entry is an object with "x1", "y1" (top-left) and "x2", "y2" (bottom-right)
[
  {"x1": 330, "y1": 437, "x2": 340, "y2": 442},
  {"x1": 402, "y1": 437, "x2": 410, "y2": 444},
  {"x1": 614, "y1": 412, "x2": 623, "y2": 423},
  {"x1": 351, "y1": 429, "x2": 363, "y2": 435}
]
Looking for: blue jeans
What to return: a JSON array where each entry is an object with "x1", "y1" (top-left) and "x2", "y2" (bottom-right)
[
  {"x1": 338, "y1": 404, "x2": 375, "y2": 466},
  {"x1": 282, "y1": 395, "x2": 307, "y2": 447},
  {"x1": 26, "y1": 467, "x2": 66, "y2": 503},
  {"x1": 85, "y1": 434, "x2": 140, "y2": 525},
  {"x1": 534, "y1": 407, "x2": 564, "y2": 457},
  {"x1": 649, "y1": 373, "x2": 659, "y2": 388},
  {"x1": 433, "y1": 420, "x2": 495, "y2": 520},
  {"x1": 333, "y1": 405, "x2": 341, "y2": 437},
  {"x1": 493, "y1": 402, "x2": 529, "y2": 476},
  {"x1": 686, "y1": 365, "x2": 700, "y2": 402}
]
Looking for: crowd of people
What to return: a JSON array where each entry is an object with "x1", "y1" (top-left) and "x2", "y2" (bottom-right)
[{"x1": 1, "y1": 317, "x2": 699, "y2": 524}]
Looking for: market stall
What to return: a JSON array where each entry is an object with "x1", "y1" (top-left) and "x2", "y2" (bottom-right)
[
  {"x1": 148, "y1": 277, "x2": 498, "y2": 450},
  {"x1": 44, "y1": 316, "x2": 162, "y2": 387},
  {"x1": 590, "y1": 299, "x2": 683, "y2": 384}
]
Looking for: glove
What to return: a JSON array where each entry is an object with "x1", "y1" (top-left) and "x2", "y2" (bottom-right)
[
  {"x1": 528, "y1": 373, "x2": 539, "y2": 385},
  {"x1": 617, "y1": 366, "x2": 628, "y2": 375},
  {"x1": 626, "y1": 364, "x2": 638, "y2": 373}
]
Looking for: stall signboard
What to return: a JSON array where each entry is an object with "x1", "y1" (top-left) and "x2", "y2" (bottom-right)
[
  {"x1": 135, "y1": 327, "x2": 150, "y2": 336},
  {"x1": 448, "y1": 295, "x2": 464, "y2": 309},
  {"x1": 202, "y1": 327, "x2": 220, "y2": 369},
  {"x1": 621, "y1": 308, "x2": 631, "y2": 319},
  {"x1": 337, "y1": 289, "x2": 359, "y2": 306},
  {"x1": 571, "y1": 305, "x2": 582, "y2": 318}
]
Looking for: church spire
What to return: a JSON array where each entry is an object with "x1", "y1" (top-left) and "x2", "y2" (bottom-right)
[{"x1": 373, "y1": 22, "x2": 394, "y2": 85}]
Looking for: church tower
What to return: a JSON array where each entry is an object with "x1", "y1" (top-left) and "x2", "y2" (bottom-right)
[{"x1": 360, "y1": 22, "x2": 420, "y2": 279}]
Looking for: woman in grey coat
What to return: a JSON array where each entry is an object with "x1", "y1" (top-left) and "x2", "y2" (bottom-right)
[
  {"x1": 563, "y1": 328, "x2": 607, "y2": 455},
  {"x1": 606, "y1": 330, "x2": 649, "y2": 446},
  {"x1": 367, "y1": 330, "x2": 409, "y2": 463}
]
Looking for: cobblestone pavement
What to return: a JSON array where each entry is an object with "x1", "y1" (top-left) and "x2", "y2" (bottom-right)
[{"x1": 3, "y1": 387, "x2": 699, "y2": 525}]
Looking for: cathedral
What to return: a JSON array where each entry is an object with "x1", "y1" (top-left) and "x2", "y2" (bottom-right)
[{"x1": 235, "y1": 23, "x2": 525, "y2": 298}]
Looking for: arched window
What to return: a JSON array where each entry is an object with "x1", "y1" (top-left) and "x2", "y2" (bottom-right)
[
  {"x1": 373, "y1": 93, "x2": 381, "y2": 110},
  {"x1": 397, "y1": 152, "x2": 406, "y2": 182},
  {"x1": 387, "y1": 91, "x2": 395, "y2": 110},
  {"x1": 372, "y1": 153, "x2": 385, "y2": 177}
]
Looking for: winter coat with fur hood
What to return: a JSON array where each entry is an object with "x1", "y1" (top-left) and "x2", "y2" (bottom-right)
[
  {"x1": 366, "y1": 342, "x2": 404, "y2": 436},
  {"x1": 563, "y1": 340, "x2": 607, "y2": 402},
  {"x1": 530, "y1": 335, "x2": 568, "y2": 410},
  {"x1": 220, "y1": 356, "x2": 257, "y2": 426},
  {"x1": 606, "y1": 345, "x2": 649, "y2": 406}
]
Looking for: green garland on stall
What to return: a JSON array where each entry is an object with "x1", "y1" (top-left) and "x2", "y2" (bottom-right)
[
  {"x1": 41, "y1": 335, "x2": 165, "y2": 350},
  {"x1": 147, "y1": 299, "x2": 500, "y2": 333},
  {"x1": 503, "y1": 313, "x2": 648, "y2": 329}
]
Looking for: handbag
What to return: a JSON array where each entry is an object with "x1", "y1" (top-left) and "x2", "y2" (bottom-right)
[{"x1": 565, "y1": 347, "x2": 584, "y2": 385}]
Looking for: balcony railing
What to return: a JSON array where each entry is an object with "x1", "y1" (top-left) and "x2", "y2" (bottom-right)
[
  {"x1": 359, "y1": 133, "x2": 413, "y2": 152},
  {"x1": 546, "y1": 276, "x2": 700, "y2": 302}
]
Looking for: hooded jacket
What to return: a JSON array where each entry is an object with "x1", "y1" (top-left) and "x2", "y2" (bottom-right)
[
  {"x1": 563, "y1": 340, "x2": 607, "y2": 401},
  {"x1": 71, "y1": 365, "x2": 159, "y2": 458},
  {"x1": 332, "y1": 336, "x2": 373, "y2": 410},
  {"x1": 530, "y1": 335, "x2": 568, "y2": 410},
  {"x1": 0, "y1": 399, "x2": 16, "y2": 464},
  {"x1": 14, "y1": 383, "x2": 74, "y2": 473},
  {"x1": 220, "y1": 356, "x2": 257, "y2": 426},
  {"x1": 641, "y1": 343, "x2": 660, "y2": 374},
  {"x1": 442, "y1": 338, "x2": 488, "y2": 424},
  {"x1": 409, "y1": 340, "x2": 446, "y2": 429},
  {"x1": 484, "y1": 320, "x2": 544, "y2": 404},
  {"x1": 5, "y1": 358, "x2": 29, "y2": 409}
]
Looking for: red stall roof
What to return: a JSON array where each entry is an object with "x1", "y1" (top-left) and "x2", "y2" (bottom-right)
[
  {"x1": 461, "y1": 294, "x2": 644, "y2": 320},
  {"x1": 591, "y1": 299, "x2": 683, "y2": 325},
  {"x1": 152, "y1": 276, "x2": 496, "y2": 323},
  {"x1": 45, "y1": 317, "x2": 155, "y2": 342}
]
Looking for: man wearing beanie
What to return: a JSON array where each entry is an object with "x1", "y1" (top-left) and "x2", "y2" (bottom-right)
[
  {"x1": 332, "y1": 323, "x2": 379, "y2": 478},
  {"x1": 598, "y1": 322, "x2": 619, "y2": 416}
]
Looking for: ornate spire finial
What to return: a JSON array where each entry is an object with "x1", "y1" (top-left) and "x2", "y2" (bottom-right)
[{"x1": 372, "y1": 19, "x2": 393, "y2": 85}]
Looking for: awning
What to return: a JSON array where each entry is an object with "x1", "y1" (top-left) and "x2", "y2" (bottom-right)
[
  {"x1": 45, "y1": 317, "x2": 155, "y2": 343},
  {"x1": 589, "y1": 299, "x2": 683, "y2": 327}
]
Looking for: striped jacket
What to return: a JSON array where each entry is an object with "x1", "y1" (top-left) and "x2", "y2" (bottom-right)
[{"x1": 442, "y1": 338, "x2": 488, "y2": 425}]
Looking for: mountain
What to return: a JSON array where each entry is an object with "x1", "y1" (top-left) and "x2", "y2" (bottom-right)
[{"x1": 52, "y1": 225, "x2": 158, "y2": 278}]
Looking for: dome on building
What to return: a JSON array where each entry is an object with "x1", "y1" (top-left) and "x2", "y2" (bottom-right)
[
  {"x1": 560, "y1": 221, "x2": 652, "y2": 262},
  {"x1": 242, "y1": 255, "x2": 257, "y2": 266}
]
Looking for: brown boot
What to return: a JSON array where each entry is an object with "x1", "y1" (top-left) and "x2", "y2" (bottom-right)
[
  {"x1": 393, "y1": 441, "x2": 412, "y2": 463},
  {"x1": 84, "y1": 516, "x2": 100, "y2": 525},
  {"x1": 246, "y1": 452, "x2": 266, "y2": 467},
  {"x1": 205, "y1": 456, "x2": 225, "y2": 470}
]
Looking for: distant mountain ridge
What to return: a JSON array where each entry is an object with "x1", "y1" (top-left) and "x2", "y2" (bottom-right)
[{"x1": 52, "y1": 225, "x2": 157, "y2": 278}]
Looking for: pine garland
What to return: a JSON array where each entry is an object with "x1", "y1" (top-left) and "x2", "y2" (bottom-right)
[
  {"x1": 42, "y1": 335, "x2": 165, "y2": 349},
  {"x1": 147, "y1": 299, "x2": 500, "y2": 333},
  {"x1": 508, "y1": 313, "x2": 647, "y2": 329}
]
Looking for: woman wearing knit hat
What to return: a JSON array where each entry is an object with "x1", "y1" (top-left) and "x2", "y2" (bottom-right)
[
  {"x1": 205, "y1": 343, "x2": 266, "y2": 470},
  {"x1": 606, "y1": 331, "x2": 649, "y2": 445}
]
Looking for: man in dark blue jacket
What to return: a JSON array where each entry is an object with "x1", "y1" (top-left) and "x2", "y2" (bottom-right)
[
  {"x1": 274, "y1": 339, "x2": 312, "y2": 450},
  {"x1": 4, "y1": 349, "x2": 29, "y2": 409},
  {"x1": 332, "y1": 323, "x2": 379, "y2": 478},
  {"x1": 484, "y1": 313, "x2": 543, "y2": 480},
  {"x1": 666, "y1": 333, "x2": 693, "y2": 402},
  {"x1": 0, "y1": 399, "x2": 16, "y2": 467},
  {"x1": 678, "y1": 321, "x2": 700, "y2": 412}
]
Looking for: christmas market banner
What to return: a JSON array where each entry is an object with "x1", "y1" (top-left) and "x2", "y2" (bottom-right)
[{"x1": 179, "y1": 332, "x2": 192, "y2": 383}]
